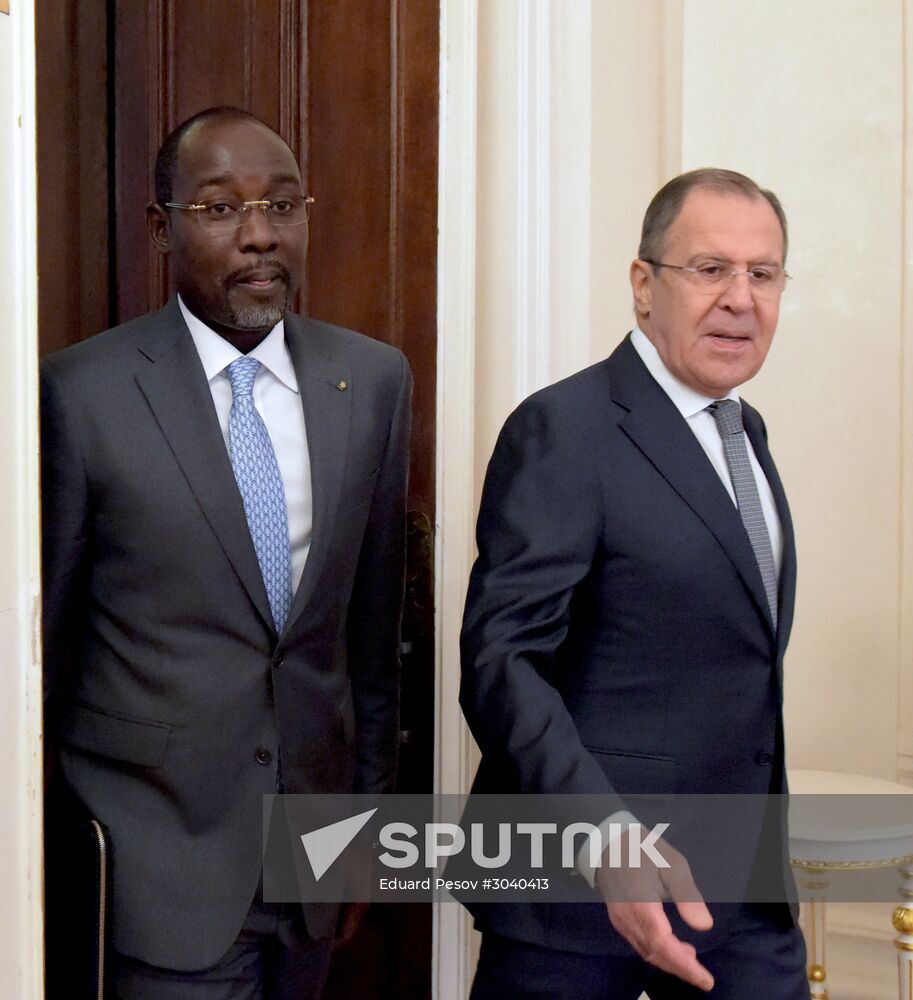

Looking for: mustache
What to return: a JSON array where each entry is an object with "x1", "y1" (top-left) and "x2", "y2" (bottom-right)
[{"x1": 226, "y1": 258, "x2": 291, "y2": 286}]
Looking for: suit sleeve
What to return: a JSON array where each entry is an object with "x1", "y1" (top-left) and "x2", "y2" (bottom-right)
[
  {"x1": 40, "y1": 362, "x2": 91, "y2": 712},
  {"x1": 460, "y1": 397, "x2": 625, "y2": 807},
  {"x1": 346, "y1": 350, "x2": 413, "y2": 794}
]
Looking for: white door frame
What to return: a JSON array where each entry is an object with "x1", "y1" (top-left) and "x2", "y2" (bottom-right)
[
  {"x1": 0, "y1": 0, "x2": 44, "y2": 996},
  {"x1": 433, "y1": 1, "x2": 479, "y2": 997}
]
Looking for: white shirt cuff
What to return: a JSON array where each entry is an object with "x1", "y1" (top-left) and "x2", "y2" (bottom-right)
[{"x1": 576, "y1": 810, "x2": 640, "y2": 888}]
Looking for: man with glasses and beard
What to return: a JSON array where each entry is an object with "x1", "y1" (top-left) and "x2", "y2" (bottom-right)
[{"x1": 42, "y1": 107, "x2": 411, "y2": 999}]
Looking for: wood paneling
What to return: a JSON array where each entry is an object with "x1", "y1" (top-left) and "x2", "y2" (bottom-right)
[
  {"x1": 306, "y1": 0, "x2": 438, "y2": 512},
  {"x1": 37, "y1": 4, "x2": 437, "y2": 992},
  {"x1": 35, "y1": 0, "x2": 110, "y2": 355}
]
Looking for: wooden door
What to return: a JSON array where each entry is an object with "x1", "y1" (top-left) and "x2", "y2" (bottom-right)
[{"x1": 36, "y1": 2, "x2": 437, "y2": 996}]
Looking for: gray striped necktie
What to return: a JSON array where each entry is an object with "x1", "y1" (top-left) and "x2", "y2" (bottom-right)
[{"x1": 708, "y1": 399, "x2": 778, "y2": 630}]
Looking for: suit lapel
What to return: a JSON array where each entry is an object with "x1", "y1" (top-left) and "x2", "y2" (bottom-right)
[
  {"x1": 283, "y1": 315, "x2": 352, "y2": 634},
  {"x1": 742, "y1": 404, "x2": 796, "y2": 656},
  {"x1": 133, "y1": 299, "x2": 274, "y2": 631},
  {"x1": 609, "y1": 337, "x2": 776, "y2": 638}
]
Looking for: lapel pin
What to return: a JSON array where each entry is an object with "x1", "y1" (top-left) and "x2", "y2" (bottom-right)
[{"x1": 336, "y1": 380, "x2": 348, "y2": 391}]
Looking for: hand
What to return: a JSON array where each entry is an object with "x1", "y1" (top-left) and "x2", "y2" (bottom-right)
[
  {"x1": 596, "y1": 831, "x2": 714, "y2": 992},
  {"x1": 333, "y1": 901, "x2": 370, "y2": 949}
]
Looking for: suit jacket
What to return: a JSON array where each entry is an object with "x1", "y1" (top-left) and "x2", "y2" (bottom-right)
[
  {"x1": 460, "y1": 334, "x2": 796, "y2": 955},
  {"x1": 41, "y1": 297, "x2": 412, "y2": 970}
]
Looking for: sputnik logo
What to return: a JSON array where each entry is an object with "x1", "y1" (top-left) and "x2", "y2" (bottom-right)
[{"x1": 299, "y1": 807, "x2": 378, "y2": 881}]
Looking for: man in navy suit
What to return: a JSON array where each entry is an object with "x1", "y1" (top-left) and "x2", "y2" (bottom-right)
[
  {"x1": 42, "y1": 107, "x2": 411, "y2": 999},
  {"x1": 461, "y1": 169, "x2": 809, "y2": 998}
]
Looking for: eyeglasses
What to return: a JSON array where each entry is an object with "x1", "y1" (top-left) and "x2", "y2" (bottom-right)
[
  {"x1": 165, "y1": 195, "x2": 316, "y2": 233},
  {"x1": 642, "y1": 259, "x2": 791, "y2": 296}
]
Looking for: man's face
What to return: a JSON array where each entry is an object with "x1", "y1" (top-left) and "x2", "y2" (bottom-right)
[
  {"x1": 148, "y1": 118, "x2": 309, "y2": 339},
  {"x1": 630, "y1": 188, "x2": 785, "y2": 397}
]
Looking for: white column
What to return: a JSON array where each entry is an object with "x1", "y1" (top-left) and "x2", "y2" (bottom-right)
[
  {"x1": 512, "y1": 0, "x2": 593, "y2": 393},
  {"x1": 513, "y1": 0, "x2": 552, "y2": 400},
  {"x1": 435, "y1": 1, "x2": 479, "y2": 996},
  {"x1": 475, "y1": 0, "x2": 628, "y2": 479}
]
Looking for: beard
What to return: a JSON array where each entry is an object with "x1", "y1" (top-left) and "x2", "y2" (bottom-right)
[
  {"x1": 229, "y1": 300, "x2": 287, "y2": 330},
  {"x1": 225, "y1": 264, "x2": 293, "y2": 330}
]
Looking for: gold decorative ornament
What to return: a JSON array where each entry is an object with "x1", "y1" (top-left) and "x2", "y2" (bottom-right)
[
  {"x1": 894, "y1": 906, "x2": 913, "y2": 936},
  {"x1": 792, "y1": 854, "x2": 913, "y2": 871},
  {"x1": 336, "y1": 380, "x2": 347, "y2": 391},
  {"x1": 808, "y1": 964, "x2": 827, "y2": 983}
]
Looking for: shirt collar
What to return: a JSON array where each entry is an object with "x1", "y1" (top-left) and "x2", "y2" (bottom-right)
[
  {"x1": 629, "y1": 325, "x2": 739, "y2": 419},
  {"x1": 179, "y1": 295, "x2": 298, "y2": 392}
]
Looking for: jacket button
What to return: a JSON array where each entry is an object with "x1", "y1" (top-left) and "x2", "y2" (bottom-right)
[
  {"x1": 754, "y1": 751, "x2": 773, "y2": 766},
  {"x1": 255, "y1": 748, "x2": 273, "y2": 765},
  {"x1": 274, "y1": 653, "x2": 284, "y2": 667}
]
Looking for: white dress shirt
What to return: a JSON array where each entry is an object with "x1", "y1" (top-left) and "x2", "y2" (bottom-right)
[
  {"x1": 579, "y1": 327, "x2": 784, "y2": 886},
  {"x1": 179, "y1": 296, "x2": 312, "y2": 592}
]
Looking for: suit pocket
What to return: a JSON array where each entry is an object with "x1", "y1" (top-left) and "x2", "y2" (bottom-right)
[
  {"x1": 584, "y1": 747, "x2": 678, "y2": 796},
  {"x1": 58, "y1": 702, "x2": 171, "y2": 768}
]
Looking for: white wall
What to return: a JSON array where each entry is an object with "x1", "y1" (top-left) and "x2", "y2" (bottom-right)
[
  {"x1": 680, "y1": 0, "x2": 906, "y2": 784},
  {"x1": 0, "y1": 1, "x2": 44, "y2": 997},
  {"x1": 437, "y1": 1, "x2": 912, "y2": 995},
  {"x1": 673, "y1": 5, "x2": 911, "y2": 991}
]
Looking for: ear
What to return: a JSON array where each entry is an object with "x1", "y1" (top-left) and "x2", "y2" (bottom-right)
[
  {"x1": 629, "y1": 259, "x2": 653, "y2": 320},
  {"x1": 146, "y1": 202, "x2": 172, "y2": 255}
]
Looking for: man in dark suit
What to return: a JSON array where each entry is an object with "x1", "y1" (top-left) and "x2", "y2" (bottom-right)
[
  {"x1": 41, "y1": 107, "x2": 411, "y2": 999},
  {"x1": 461, "y1": 169, "x2": 809, "y2": 998}
]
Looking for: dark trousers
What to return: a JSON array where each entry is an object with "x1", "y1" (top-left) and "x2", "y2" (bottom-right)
[
  {"x1": 111, "y1": 898, "x2": 333, "y2": 1000},
  {"x1": 471, "y1": 904, "x2": 809, "y2": 1000}
]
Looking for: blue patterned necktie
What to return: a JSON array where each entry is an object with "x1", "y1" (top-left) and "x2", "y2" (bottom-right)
[
  {"x1": 708, "y1": 399, "x2": 778, "y2": 630},
  {"x1": 227, "y1": 357, "x2": 292, "y2": 633}
]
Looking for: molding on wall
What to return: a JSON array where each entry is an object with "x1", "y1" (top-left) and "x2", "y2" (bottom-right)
[
  {"x1": 543, "y1": 0, "x2": 591, "y2": 383},
  {"x1": 512, "y1": 1, "x2": 595, "y2": 390},
  {"x1": 434, "y1": 0, "x2": 479, "y2": 995},
  {"x1": 658, "y1": 0, "x2": 683, "y2": 180},
  {"x1": 900, "y1": 0, "x2": 913, "y2": 776},
  {"x1": 513, "y1": 0, "x2": 551, "y2": 401}
]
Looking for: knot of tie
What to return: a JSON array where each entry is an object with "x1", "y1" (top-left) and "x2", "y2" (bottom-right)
[
  {"x1": 707, "y1": 398, "x2": 743, "y2": 438},
  {"x1": 227, "y1": 357, "x2": 262, "y2": 398}
]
